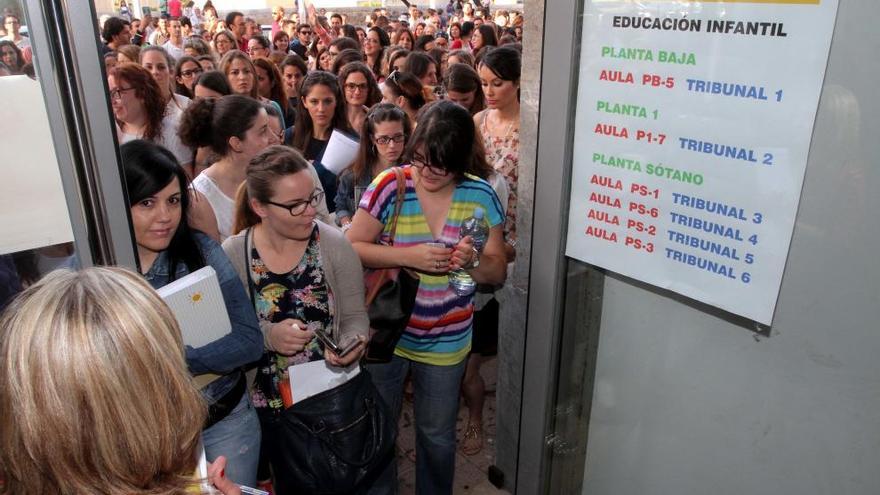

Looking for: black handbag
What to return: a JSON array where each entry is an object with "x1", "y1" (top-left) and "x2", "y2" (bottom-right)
[
  {"x1": 261, "y1": 369, "x2": 396, "y2": 495},
  {"x1": 363, "y1": 167, "x2": 420, "y2": 363}
]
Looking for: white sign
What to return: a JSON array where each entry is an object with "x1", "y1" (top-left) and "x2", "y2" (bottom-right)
[
  {"x1": 0, "y1": 76, "x2": 74, "y2": 256},
  {"x1": 565, "y1": 1, "x2": 839, "y2": 324}
]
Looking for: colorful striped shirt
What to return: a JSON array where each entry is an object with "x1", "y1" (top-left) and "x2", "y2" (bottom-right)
[{"x1": 359, "y1": 166, "x2": 504, "y2": 366}]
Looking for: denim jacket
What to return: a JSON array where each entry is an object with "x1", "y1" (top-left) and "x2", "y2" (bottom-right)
[
  {"x1": 144, "y1": 232, "x2": 263, "y2": 403},
  {"x1": 334, "y1": 168, "x2": 374, "y2": 224}
]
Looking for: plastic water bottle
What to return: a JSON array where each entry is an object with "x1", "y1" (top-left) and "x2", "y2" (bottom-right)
[{"x1": 448, "y1": 207, "x2": 490, "y2": 296}]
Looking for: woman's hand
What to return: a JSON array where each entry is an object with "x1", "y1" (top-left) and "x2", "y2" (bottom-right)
[
  {"x1": 406, "y1": 243, "x2": 453, "y2": 273},
  {"x1": 207, "y1": 456, "x2": 240, "y2": 495},
  {"x1": 324, "y1": 335, "x2": 367, "y2": 367},
  {"x1": 268, "y1": 319, "x2": 315, "y2": 356},
  {"x1": 449, "y1": 236, "x2": 476, "y2": 271}
]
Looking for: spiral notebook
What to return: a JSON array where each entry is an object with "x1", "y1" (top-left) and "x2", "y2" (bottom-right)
[{"x1": 156, "y1": 266, "x2": 231, "y2": 348}]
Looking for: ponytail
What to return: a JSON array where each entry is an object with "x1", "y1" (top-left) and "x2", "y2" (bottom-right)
[{"x1": 232, "y1": 182, "x2": 262, "y2": 234}]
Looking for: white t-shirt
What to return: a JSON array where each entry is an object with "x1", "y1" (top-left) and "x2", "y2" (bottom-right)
[
  {"x1": 190, "y1": 173, "x2": 234, "y2": 241},
  {"x1": 163, "y1": 40, "x2": 185, "y2": 61}
]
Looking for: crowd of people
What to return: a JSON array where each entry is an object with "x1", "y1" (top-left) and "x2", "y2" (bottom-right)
[{"x1": 0, "y1": 1, "x2": 522, "y2": 493}]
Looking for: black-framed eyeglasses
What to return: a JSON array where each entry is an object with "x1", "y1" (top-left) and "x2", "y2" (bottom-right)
[
  {"x1": 109, "y1": 87, "x2": 136, "y2": 100},
  {"x1": 410, "y1": 154, "x2": 450, "y2": 176},
  {"x1": 374, "y1": 133, "x2": 405, "y2": 145},
  {"x1": 266, "y1": 190, "x2": 325, "y2": 216},
  {"x1": 180, "y1": 68, "x2": 203, "y2": 78},
  {"x1": 344, "y1": 82, "x2": 368, "y2": 93}
]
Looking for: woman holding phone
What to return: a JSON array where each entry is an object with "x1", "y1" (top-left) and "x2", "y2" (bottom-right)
[
  {"x1": 223, "y1": 145, "x2": 369, "y2": 492},
  {"x1": 120, "y1": 139, "x2": 263, "y2": 487}
]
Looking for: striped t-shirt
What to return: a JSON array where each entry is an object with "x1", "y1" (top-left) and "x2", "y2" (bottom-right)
[{"x1": 359, "y1": 166, "x2": 505, "y2": 366}]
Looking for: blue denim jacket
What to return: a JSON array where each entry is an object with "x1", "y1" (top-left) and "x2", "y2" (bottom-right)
[
  {"x1": 334, "y1": 168, "x2": 374, "y2": 223},
  {"x1": 144, "y1": 232, "x2": 263, "y2": 403}
]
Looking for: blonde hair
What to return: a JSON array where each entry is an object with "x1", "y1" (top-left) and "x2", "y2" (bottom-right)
[{"x1": 0, "y1": 267, "x2": 207, "y2": 494}]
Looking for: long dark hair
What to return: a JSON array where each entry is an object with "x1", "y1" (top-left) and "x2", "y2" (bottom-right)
[
  {"x1": 173, "y1": 55, "x2": 201, "y2": 99},
  {"x1": 252, "y1": 57, "x2": 289, "y2": 117},
  {"x1": 292, "y1": 71, "x2": 352, "y2": 156},
  {"x1": 0, "y1": 40, "x2": 22, "y2": 72},
  {"x1": 178, "y1": 94, "x2": 264, "y2": 155},
  {"x1": 443, "y1": 63, "x2": 485, "y2": 115},
  {"x1": 350, "y1": 103, "x2": 411, "y2": 184},
  {"x1": 338, "y1": 61, "x2": 382, "y2": 107},
  {"x1": 120, "y1": 140, "x2": 204, "y2": 277},
  {"x1": 405, "y1": 100, "x2": 492, "y2": 180},
  {"x1": 366, "y1": 26, "x2": 390, "y2": 78}
]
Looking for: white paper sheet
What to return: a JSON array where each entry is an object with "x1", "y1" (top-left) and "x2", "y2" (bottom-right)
[
  {"x1": 320, "y1": 129, "x2": 359, "y2": 175},
  {"x1": 288, "y1": 360, "x2": 361, "y2": 404}
]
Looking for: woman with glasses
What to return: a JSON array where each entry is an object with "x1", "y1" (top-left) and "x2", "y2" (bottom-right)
[
  {"x1": 109, "y1": 63, "x2": 194, "y2": 175},
  {"x1": 212, "y1": 29, "x2": 236, "y2": 59},
  {"x1": 222, "y1": 145, "x2": 368, "y2": 493},
  {"x1": 338, "y1": 61, "x2": 382, "y2": 134},
  {"x1": 179, "y1": 94, "x2": 271, "y2": 241},
  {"x1": 174, "y1": 55, "x2": 204, "y2": 99},
  {"x1": 335, "y1": 103, "x2": 410, "y2": 227},
  {"x1": 364, "y1": 26, "x2": 390, "y2": 81},
  {"x1": 290, "y1": 71, "x2": 354, "y2": 214},
  {"x1": 247, "y1": 35, "x2": 271, "y2": 60},
  {"x1": 346, "y1": 100, "x2": 507, "y2": 495},
  {"x1": 120, "y1": 139, "x2": 263, "y2": 488}
]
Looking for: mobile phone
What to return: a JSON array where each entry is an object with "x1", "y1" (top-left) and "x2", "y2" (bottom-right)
[{"x1": 314, "y1": 328, "x2": 360, "y2": 358}]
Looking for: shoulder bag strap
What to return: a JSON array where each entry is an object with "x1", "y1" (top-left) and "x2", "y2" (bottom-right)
[
  {"x1": 386, "y1": 167, "x2": 407, "y2": 246},
  {"x1": 244, "y1": 227, "x2": 256, "y2": 306}
]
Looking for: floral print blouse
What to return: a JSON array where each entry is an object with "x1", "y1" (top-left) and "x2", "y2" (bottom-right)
[
  {"x1": 480, "y1": 111, "x2": 520, "y2": 241},
  {"x1": 249, "y1": 226, "x2": 334, "y2": 413}
]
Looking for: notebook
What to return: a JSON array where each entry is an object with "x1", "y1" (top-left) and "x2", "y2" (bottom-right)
[{"x1": 156, "y1": 266, "x2": 231, "y2": 348}]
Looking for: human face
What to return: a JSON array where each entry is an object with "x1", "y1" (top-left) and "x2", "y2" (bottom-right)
[
  {"x1": 267, "y1": 116, "x2": 284, "y2": 145},
  {"x1": 168, "y1": 20, "x2": 182, "y2": 41},
  {"x1": 214, "y1": 34, "x2": 233, "y2": 55},
  {"x1": 157, "y1": 18, "x2": 167, "y2": 34},
  {"x1": 422, "y1": 63, "x2": 438, "y2": 87},
  {"x1": 446, "y1": 90, "x2": 476, "y2": 112},
  {"x1": 227, "y1": 57, "x2": 255, "y2": 95},
  {"x1": 141, "y1": 50, "x2": 171, "y2": 95},
  {"x1": 259, "y1": 171, "x2": 319, "y2": 240},
  {"x1": 435, "y1": 37, "x2": 448, "y2": 49},
  {"x1": 114, "y1": 24, "x2": 132, "y2": 45},
  {"x1": 343, "y1": 71, "x2": 369, "y2": 106},
  {"x1": 391, "y1": 56, "x2": 406, "y2": 73},
  {"x1": 282, "y1": 65, "x2": 304, "y2": 98},
  {"x1": 234, "y1": 109, "x2": 271, "y2": 160},
  {"x1": 414, "y1": 24, "x2": 424, "y2": 37},
  {"x1": 330, "y1": 16, "x2": 342, "y2": 31},
  {"x1": 246, "y1": 20, "x2": 260, "y2": 38},
  {"x1": 365, "y1": 30, "x2": 382, "y2": 57},
  {"x1": 231, "y1": 15, "x2": 245, "y2": 37},
  {"x1": 108, "y1": 75, "x2": 145, "y2": 124},
  {"x1": 194, "y1": 83, "x2": 224, "y2": 99},
  {"x1": 480, "y1": 64, "x2": 518, "y2": 110},
  {"x1": 474, "y1": 18, "x2": 484, "y2": 28},
  {"x1": 104, "y1": 55, "x2": 118, "y2": 72},
  {"x1": 255, "y1": 65, "x2": 272, "y2": 98},
  {"x1": 273, "y1": 7, "x2": 284, "y2": 22},
  {"x1": 275, "y1": 34, "x2": 289, "y2": 52},
  {"x1": 198, "y1": 58, "x2": 216, "y2": 72},
  {"x1": 450, "y1": 25, "x2": 460, "y2": 39},
  {"x1": 318, "y1": 51, "x2": 332, "y2": 71},
  {"x1": 176, "y1": 61, "x2": 203, "y2": 92},
  {"x1": 357, "y1": 29, "x2": 366, "y2": 47},
  {"x1": 328, "y1": 44, "x2": 342, "y2": 63},
  {"x1": 1, "y1": 45, "x2": 17, "y2": 68},
  {"x1": 372, "y1": 120, "x2": 405, "y2": 166},
  {"x1": 131, "y1": 179, "x2": 182, "y2": 258},
  {"x1": 131, "y1": 20, "x2": 140, "y2": 32},
  {"x1": 298, "y1": 26, "x2": 311, "y2": 45},
  {"x1": 472, "y1": 29, "x2": 483, "y2": 50},
  {"x1": 398, "y1": 33, "x2": 412, "y2": 51},
  {"x1": 302, "y1": 84, "x2": 336, "y2": 129},
  {"x1": 411, "y1": 147, "x2": 455, "y2": 192},
  {"x1": 248, "y1": 38, "x2": 269, "y2": 59}
]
